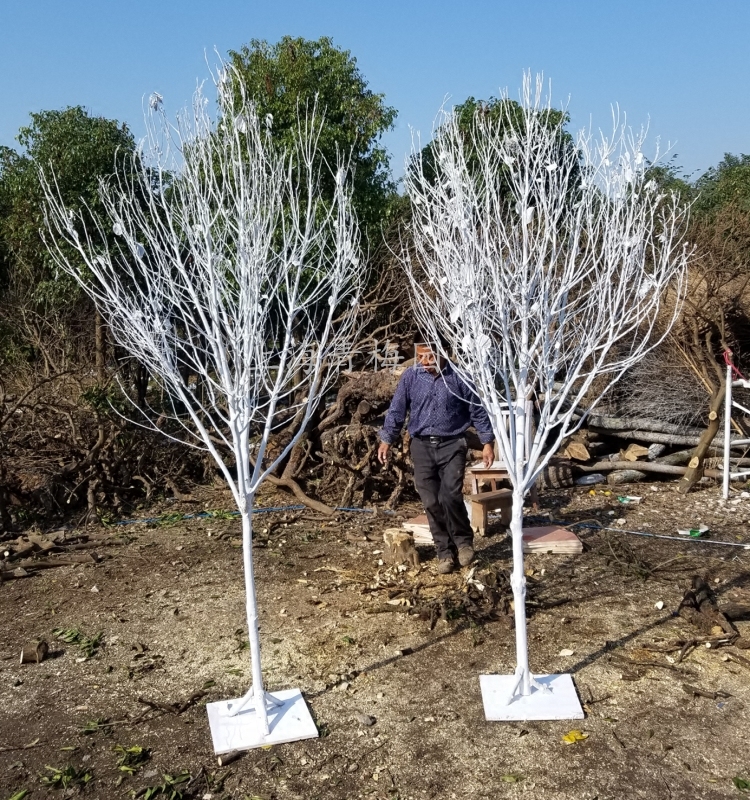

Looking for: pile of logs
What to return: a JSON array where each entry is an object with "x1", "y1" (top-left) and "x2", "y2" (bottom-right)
[
  {"x1": 0, "y1": 529, "x2": 113, "y2": 581},
  {"x1": 557, "y1": 412, "x2": 750, "y2": 490}
]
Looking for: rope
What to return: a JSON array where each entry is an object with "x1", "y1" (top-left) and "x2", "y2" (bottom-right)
[
  {"x1": 574, "y1": 521, "x2": 750, "y2": 549},
  {"x1": 724, "y1": 348, "x2": 744, "y2": 381}
]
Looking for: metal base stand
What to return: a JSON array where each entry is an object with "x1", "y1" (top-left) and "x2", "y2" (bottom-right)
[
  {"x1": 206, "y1": 688, "x2": 318, "y2": 754},
  {"x1": 479, "y1": 673, "x2": 584, "y2": 721}
]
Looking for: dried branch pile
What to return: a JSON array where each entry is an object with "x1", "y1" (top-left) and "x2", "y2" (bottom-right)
[{"x1": 0, "y1": 376, "x2": 206, "y2": 532}]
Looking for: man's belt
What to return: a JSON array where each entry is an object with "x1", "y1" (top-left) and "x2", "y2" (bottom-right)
[{"x1": 414, "y1": 434, "x2": 461, "y2": 444}]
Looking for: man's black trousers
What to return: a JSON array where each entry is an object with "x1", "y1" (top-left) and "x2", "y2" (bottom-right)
[{"x1": 410, "y1": 435, "x2": 474, "y2": 560}]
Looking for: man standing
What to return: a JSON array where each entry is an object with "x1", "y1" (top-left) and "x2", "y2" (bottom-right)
[{"x1": 378, "y1": 337, "x2": 495, "y2": 573}]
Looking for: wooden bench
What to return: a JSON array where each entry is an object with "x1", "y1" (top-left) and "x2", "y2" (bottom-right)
[{"x1": 469, "y1": 488, "x2": 512, "y2": 537}]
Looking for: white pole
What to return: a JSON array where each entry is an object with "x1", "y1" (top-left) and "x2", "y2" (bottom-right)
[{"x1": 723, "y1": 363, "x2": 732, "y2": 500}]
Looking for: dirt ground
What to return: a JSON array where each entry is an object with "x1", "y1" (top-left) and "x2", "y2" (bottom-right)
[{"x1": 3, "y1": 480, "x2": 750, "y2": 800}]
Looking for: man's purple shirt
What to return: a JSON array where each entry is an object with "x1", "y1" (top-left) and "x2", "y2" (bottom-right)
[{"x1": 379, "y1": 363, "x2": 495, "y2": 445}]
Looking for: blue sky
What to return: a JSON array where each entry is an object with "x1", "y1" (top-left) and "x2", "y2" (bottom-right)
[{"x1": 1, "y1": 0, "x2": 748, "y2": 181}]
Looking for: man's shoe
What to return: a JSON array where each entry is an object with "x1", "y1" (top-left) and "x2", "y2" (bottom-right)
[
  {"x1": 437, "y1": 557, "x2": 456, "y2": 575},
  {"x1": 458, "y1": 545, "x2": 475, "y2": 567}
]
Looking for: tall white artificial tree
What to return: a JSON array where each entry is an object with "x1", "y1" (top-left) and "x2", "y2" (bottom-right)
[
  {"x1": 42, "y1": 70, "x2": 361, "y2": 749},
  {"x1": 403, "y1": 75, "x2": 689, "y2": 718}
]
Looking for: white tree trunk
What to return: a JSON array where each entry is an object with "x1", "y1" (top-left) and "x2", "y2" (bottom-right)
[
  {"x1": 509, "y1": 488, "x2": 530, "y2": 696},
  {"x1": 241, "y1": 498, "x2": 269, "y2": 734}
]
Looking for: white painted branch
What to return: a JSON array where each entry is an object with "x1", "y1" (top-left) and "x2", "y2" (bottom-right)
[
  {"x1": 40, "y1": 66, "x2": 361, "y2": 739},
  {"x1": 403, "y1": 72, "x2": 690, "y2": 701}
]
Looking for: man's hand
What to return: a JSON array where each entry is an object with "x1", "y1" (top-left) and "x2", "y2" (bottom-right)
[
  {"x1": 378, "y1": 441, "x2": 391, "y2": 465},
  {"x1": 482, "y1": 443, "x2": 495, "y2": 469}
]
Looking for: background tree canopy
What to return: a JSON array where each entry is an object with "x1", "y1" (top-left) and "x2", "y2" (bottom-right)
[
  {"x1": 414, "y1": 95, "x2": 574, "y2": 193},
  {"x1": 227, "y1": 36, "x2": 398, "y2": 243},
  {"x1": 0, "y1": 107, "x2": 135, "y2": 368},
  {"x1": 0, "y1": 107, "x2": 135, "y2": 299}
]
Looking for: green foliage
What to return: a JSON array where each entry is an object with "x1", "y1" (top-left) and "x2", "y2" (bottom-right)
[
  {"x1": 40, "y1": 764, "x2": 92, "y2": 790},
  {"x1": 53, "y1": 626, "x2": 103, "y2": 659},
  {"x1": 227, "y1": 36, "x2": 397, "y2": 240},
  {"x1": 0, "y1": 107, "x2": 136, "y2": 370},
  {"x1": 687, "y1": 153, "x2": 750, "y2": 282},
  {"x1": 79, "y1": 718, "x2": 112, "y2": 736},
  {"x1": 694, "y1": 153, "x2": 750, "y2": 216},
  {"x1": 0, "y1": 107, "x2": 135, "y2": 300},
  {"x1": 416, "y1": 95, "x2": 575, "y2": 198},
  {"x1": 114, "y1": 744, "x2": 151, "y2": 775},
  {"x1": 140, "y1": 771, "x2": 191, "y2": 800},
  {"x1": 642, "y1": 154, "x2": 694, "y2": 205},
  {"x1": 203, "y1": 508, "x2": 238, "y2": 520},
  {"x1": 155, "y1": 512, "x2": 185, "y2": 527},
  {"x1": 6, "y1": 790, "x2": 30, "y2": 800}
]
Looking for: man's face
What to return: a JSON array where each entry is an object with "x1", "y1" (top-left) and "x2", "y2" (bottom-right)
[{"x1": 415, "y1": 343, "x2": 440, "y2": 375}]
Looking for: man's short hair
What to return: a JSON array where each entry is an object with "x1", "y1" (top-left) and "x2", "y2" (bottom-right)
[{"x1": 413, "y1": 329, "x2": 449, "y2": 350}]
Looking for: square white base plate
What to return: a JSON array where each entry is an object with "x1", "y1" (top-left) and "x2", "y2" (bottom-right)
[
  {"x1": 206, "y1": 688, "x2": 318, "y2": 754},
  {"x1": 480, "y1": 673, "x2": 584, "y2": 721}
]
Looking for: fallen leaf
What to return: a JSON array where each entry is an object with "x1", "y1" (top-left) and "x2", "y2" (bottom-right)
[
  {"x1": 501, "y1": 774, "x2": 523, "y2": 783},
  {"x1": 562, "y1": 729, "x2": 589, "y2": 744},
  {"x1": 558, "y1": 648, "x2": 575, "y2": 657},
  {"x1": 654, "y1": 601, "x2": 664, "y2": 610}
]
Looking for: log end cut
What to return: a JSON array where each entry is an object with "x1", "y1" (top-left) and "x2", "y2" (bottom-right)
[
  {"x1": 20, "y1": 640, "x2": 49, "y2": 665},
  {"x1": 383, "y1": 528, "x2": 420, "y2": 568}
]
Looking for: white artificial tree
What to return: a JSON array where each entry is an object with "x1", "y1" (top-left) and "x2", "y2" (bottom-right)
[
  {"x1": 41, "y1": 69, "x2": 361, "y2": 747},
  {"x1": 403, "y1": 74, "x2": 689, "y2": 715}
]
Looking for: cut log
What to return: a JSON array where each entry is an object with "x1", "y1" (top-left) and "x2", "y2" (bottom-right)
[
  {"x1": 654, "y1": 449, "x2": 693, "y2": 466},
  {"x1": 577, "y1": 460, "x2": 723, "y2": 479},
  {"x1": 622, "y1": 444, "x2": 650, "y2": 462},
  {"x1": 678, "y1": 386, "x2": 726, "y2": 495},
  {"x1": 587, "y1": 426, "x2": 746, "y2": 449},
  {"x1": 3, "y1": 542, "x2": 35, "y2": 561},
  {"x1": 647, "y1": 443, "x2": 667, "y2": 461},
  {"x1": 28, "y1": 535, "x2": 55, "y2": 553},
  {"x1": 587, "y1": 414, "x2": 706, "y2": 436},
  {"x1": 20, "y1": 640, "x2": 48, "y2": 664},
  {"x1": 11, "y1": 553, "x2": 100, "y2": 571},
  {"x1": 607, "y1": 469, "x2": 646, "y2": 485},
  {"x1": 383, "y1": 528, "x2": 419, "y2": 568},
  {"x1": 537, "y1": 458, "x2": 576, "y2": 489},
  {"x1": 564, "y1": 442, "x2": 590, "y2": 461},
  {"x1": 217, "y1": 750, "x2": 246, "y2": 767}
]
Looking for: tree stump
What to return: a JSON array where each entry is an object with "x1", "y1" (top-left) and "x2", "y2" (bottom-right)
[
  {"x1": 383, "y1": 528, "x2": 419, "y2": 568},
  {"x1": 20, "y1": 640, "x2": 48, "y2": 664}
]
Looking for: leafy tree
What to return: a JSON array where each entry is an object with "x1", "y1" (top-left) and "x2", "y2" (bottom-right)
[
  {"x1": 227, "y1": 36, "x2": 397, "y2": 241},
  {"x1": 694, "y1": 153, "x2": 750, "y2": 216},
  {"x1": 642, "y1": 154, "x2": 694, "y2": 205},
  {"x1": 0, "y1": 107, "x2": 136, "y2": 371},
  {"x1": 412, "y1": 95, "x2": 578, "y2": 208}
]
